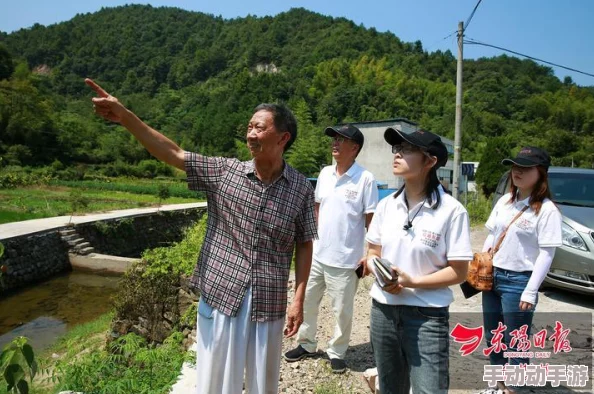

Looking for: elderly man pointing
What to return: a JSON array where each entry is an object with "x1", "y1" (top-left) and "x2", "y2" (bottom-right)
[{"x1": 86, "y1": 78, "x2": 317, "y2": 394}]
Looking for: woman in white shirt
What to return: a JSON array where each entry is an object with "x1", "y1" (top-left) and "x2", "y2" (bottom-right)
[
  {"x1": 364, "y1": 128, "x2": 473, "y2": 394},
  {"x1": 480, "y1": 147, "x2": 562, "y2": 394}
]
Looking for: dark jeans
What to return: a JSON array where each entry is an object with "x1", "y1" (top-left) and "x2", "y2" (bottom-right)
[
  {"x1": 482, "y1": 267, "x2": 536, "y2": 367},
  {"x1": 370, "y1": 300, "x2": 450, "y2": 394}
]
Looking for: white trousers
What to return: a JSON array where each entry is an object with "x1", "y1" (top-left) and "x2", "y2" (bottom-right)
[
  {"x1": 297, "y1": 259, "x2": 359, "y2": 359},
  {"x1": 195, "y1": 287, "x2": 284, "y2": 394}
]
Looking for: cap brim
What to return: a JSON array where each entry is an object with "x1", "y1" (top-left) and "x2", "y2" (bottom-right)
[
  {"x1": 324, "y1": 127, "x2": 338, "y2": 137},
  {"x1": 325, "y1": 126, "x2": 358, "y2": 143},
  {"x1": 384, "y1": 127, "x2": 421, "y2": 147},
  {"x1": 501, "y1": 158, "x2": 539, "y2": 167}
]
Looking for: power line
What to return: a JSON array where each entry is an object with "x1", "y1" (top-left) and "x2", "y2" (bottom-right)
[
  {"x1": 464, "y1": 0, "x2": 484, "y2": 33},
  {"x1": 442, "y1": 31, "x2": 458, "y2": 41},
  {"x1": 425, "y1": 30, "x2": 458, "y2": 52},
  {"x1": 464, "y1": 37, "x2": 594, "y2": 78}
]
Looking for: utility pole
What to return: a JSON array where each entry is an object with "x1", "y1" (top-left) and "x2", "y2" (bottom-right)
[{"x1": 453, "y1": 21, "x2": 464, "y2": 200}]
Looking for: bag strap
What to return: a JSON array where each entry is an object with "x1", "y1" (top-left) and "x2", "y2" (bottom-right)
[{"x1": 492, "y1": 206, "x2": 529, "y2": 255}]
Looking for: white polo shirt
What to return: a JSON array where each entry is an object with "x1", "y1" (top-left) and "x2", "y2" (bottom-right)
[
  {"x1": 366, "y1": 186, "x2": 473, "y2": 307},
  {"x1": 486, "y1": 193, "x2": 562, "y2": 272},
  {"x1": 314, "y1": 162, "x2": 378, "y2": 269}
]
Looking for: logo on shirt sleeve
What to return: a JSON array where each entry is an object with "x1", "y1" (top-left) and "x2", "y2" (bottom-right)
[{"x1": 421, "y1": 230, "x2": 442, "y2": 248}]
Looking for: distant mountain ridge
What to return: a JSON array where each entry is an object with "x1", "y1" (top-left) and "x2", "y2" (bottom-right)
[{"x1": 0, "y1": 5, "x2": 592, "y2": 184}]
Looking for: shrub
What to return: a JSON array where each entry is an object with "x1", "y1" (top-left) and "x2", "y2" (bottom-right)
[
  {"x1": 113, "y1": 263, "x2": 181, "y2": 343},
  {"x1": 465, "y1": 192, "x2": 493, "y2": 226},
  {"x1": 112, "y1": 217, "x2": 206, "y2": 342},
  {"x1": 53, "y1": 332, "x2": 191, "y2": 393},
  {"x1": 51, "y1": 159, "x2": 65, "y2": 172},
  {"x1": 0, "y1": 169, "x2": 50, "y2": 188},
  {"x1": 50, "y1": 178, "x2": 202, "y2": 199},
  {"x1": 157, "y1": 184, "x2": 171, "y2": 208},
  {"x1": 142, "y1": 216, "x2": 207, "y2": 278},
  {"x1": 100, "y1": 161, "x2": 141, "y2": 178},
  {"x1": 69, "y1": 189, "x2": 90, "y2": 213},
  {"x1": 57, "y1": 165, "x2": 86, "y2": 181}
]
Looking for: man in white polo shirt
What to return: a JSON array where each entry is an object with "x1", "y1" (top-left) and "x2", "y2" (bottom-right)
[{"x1": 284, "y1": 124, "x2": 378, "y2": 373}]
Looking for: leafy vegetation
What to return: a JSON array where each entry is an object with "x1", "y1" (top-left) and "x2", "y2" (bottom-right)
[
  {"x1": 465, "y1": 192, "x2": 494, "y2": 226},
  {"x1": 14, "y1": 308, "x2": 190, "y2": 394},
  {"x1": 61, "y1": 220, "x2": 208, "y2": 393},
  {"x1": 156, "y1": 184, "x2": 171, "y2": 209},
  {"x1": 29, "y1": 313, "x2": 115, "y2": 393},
  {"x1": 8, "y1": 220, "x2": 208, "y2": 393},
  {"x1": 112, "y1": 217, "x2": 206, "y2": 343},
  {"x1": 0, "y1": 337, "x2": 37, "y2": 394},
  {"x1": 52, "y1": 332, "x2": 191, "y2": 394},
  {"x1": 140, "y1": 215, "x2": 207, "y2": 278},
  {"x1": 0, "y1": 5, "x2": 591, "y2": 194}
]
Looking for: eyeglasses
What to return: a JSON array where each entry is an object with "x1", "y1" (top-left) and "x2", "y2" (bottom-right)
[
  {"x1": 511, "y1": 165, "x2": 535, "y2": 173},
  {"x1": 391, "y1": 144, "x2": 421, "y2": 154},
  {"x1": 332, "y1": 136, "x2": 347, "y2": 144}
]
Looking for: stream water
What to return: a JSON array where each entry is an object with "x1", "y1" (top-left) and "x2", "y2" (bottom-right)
[{"x1": 0, "y1": 271, "x2": 120, "y2": 350}]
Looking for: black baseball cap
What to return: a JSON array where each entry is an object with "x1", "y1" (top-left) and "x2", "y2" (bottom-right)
[
  {"x1": 325, "y1": 124, "x2": 364, "y2": 148},
  {"x1": 502, "y1": 146, "x2": 551, "y2": 169},
  {"x1": 384, "y1": 127, "x2": 449, "y2": 169}
]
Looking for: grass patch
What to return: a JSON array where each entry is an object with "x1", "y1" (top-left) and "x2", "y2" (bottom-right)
[
  {"x1": 0, "y1": 183, "x2": 200, "y2": 224},
  {"x1": 314, "y1": 381, "x2": 347, "y2": 394},
  {"x1": 41, "y1": 312, "x2": 114, "y2": 360},
  {"x1": 463, "y1": 192, "x2": 493, "y2": 226},
  {"x1": 51, "y1": 178, "x2": 202, "y2": 199},
  {"x1": 48, "y1": 331, "x2": 191, "y2": 394},
  {"x1": 0, "y1": 210, "x2": 48, "y2": 223}
]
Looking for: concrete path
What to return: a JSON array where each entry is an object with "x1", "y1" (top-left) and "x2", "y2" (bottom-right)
[
  {"x1": 169, "y1": 343, "x2": 198, "y2": 393},
  {"x1": 0, "y1": 202, "x2": 207, "y2": 240}
]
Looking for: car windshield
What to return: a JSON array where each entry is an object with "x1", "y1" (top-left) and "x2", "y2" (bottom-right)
[{"x1": 549, "y1": 172, "x2": 594, "y2": 207}]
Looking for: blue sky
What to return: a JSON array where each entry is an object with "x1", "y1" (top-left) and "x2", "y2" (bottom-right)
[{"x1": 1, "y1": 0, "x2": 593, "y2": 86}]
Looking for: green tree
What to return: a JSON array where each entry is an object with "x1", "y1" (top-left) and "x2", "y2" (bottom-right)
[
  {"x1": 156, "y1": 184, "x2": 171, "y2": 210},
  {"x1": 0, "y1": 44, "x2": 14, "y2": 80},
  {"x1": 475, "y1": 136, "x2": 513, "y2": 196},
  {"x1": 286, "y1": 98, "x2": 330, "y2": 176},
  {"x1": 0, "y1": 4, "x2": 592, "y2": 177}
]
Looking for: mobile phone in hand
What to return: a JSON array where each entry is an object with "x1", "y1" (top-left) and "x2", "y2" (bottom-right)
[{"x1": 355, "y1": 262, "x2": 364, "y2": 278}]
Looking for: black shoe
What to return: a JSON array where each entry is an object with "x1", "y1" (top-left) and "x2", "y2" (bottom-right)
[
  {"x1": 330, "y1": 358, "x2": 347, "y2": 374},
  {"x1": 284, "y1": 345, "x2": 315, "y2": 362}
]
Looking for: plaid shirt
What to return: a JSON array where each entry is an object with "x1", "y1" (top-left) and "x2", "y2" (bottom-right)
[{"x1": 185, "y1": 152, "x2": 317, "y2": 321}]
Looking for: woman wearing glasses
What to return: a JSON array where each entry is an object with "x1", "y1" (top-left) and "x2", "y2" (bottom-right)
[{"x1": 364, "y1": 128, "x2": 473, "y2": 394}]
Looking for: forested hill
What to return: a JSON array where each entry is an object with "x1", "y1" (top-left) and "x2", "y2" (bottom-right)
[{"x1": 0, "y1": 5, "x2": 593, "y2": 188}]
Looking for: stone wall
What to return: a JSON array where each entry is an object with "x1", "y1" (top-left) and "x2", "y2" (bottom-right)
[
  {"x1": 0, "y1": 207, "x2": 205, "y2": 295},
  {"x1": 75, "y1": 209, "x2": 204, "y2": 257},
  {"x1": 110, "y1": 274, "x2": 198, "y2": 350},
  {"x1": 0, "y1": 230, "x2": 70, "y2": 294}
]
